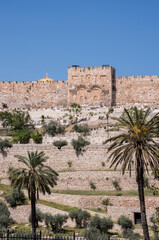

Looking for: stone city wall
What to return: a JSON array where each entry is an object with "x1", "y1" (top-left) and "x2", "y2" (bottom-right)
[
  {"x1": 0, "y1": 80, "x2": 67, "y2": 109},
  {"x1": 0, "y1": 66, "x2": 159, "y2": 109},
  {"x1": 116, "y1": 75, "x2": 159, "y2": 106}
]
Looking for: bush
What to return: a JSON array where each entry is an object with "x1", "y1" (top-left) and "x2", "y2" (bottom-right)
[
  {"x1": 32, "y1": 131, "x2": 43, "y2": 144},
  {"x1": 11, "y1": 129, "x2": 33, "y2": 143},
  {"x1": 67, "y1": 161, "x2": 72, "y2": 168},
  {"x1": 112, "y1": 179, "x2": 121, "y2": 191},
  {"x1": 143, "y1": 175, "x2": 149, "y2": 188},
  {"x1": 5, "y1": 189, "x2": 26, "y2": 208},
  {"x1": 43, "y1": 121, "x2": 65, "y2": 137},
  {"x1": 71, "y1": 136, "x2": 90, "y2": 153},
  {"x1": 90, "y1": 181, "x2": 96, "y2": 191},
  {"x1": 0, "y1": 201, "x2": 11, "y2": 229},
  {"x1": 117, "y1": 215, "x2": 140, "y2": 239},
  {"x1": 41, "y1": 115, "x2": 45, "y2": 124},
  {"x1": 69, "y1": 209, "x2": 90, "y2": 228},
  {"x1": 102, "y1": 198, "x2": 110, "y2": 211},
  {"x1": 0, "y1": 110, "x2": 34, "y2": 130},
  {"x1": 44, "y1": 213, "x2": 68, "y2": 232},
  {"x1": 123, "y1": 228, "x2": 140, "y2": 240},
  {"x1": 53, "y1": 140, "x2": 68, "y2": 149},
  {"x1": 73, "y1": 124, "x2": 90, "y2": 135},
  {"x1": 84, "y1": 227, "x2": 109, "y2": 240},
  {"x1": 107, "y1": 107, "x2": 114, "y2": 114},
  {"x1": 101, "y1": 162, "x2": 105, "y2": 167},
  {"x1": 0, "y1": 138, "x2": 12, "y2": 152},
  {"x1": 29, "y1": 208, "x2": 44, "y2": 227},
  {"x1": 150, "y1": 208, "x2": 159, "y2": 239},
  {"x1": 90, "y1": 215, "x2": 113, "y2": 234},
  {"x1": 118, "y1": 215, "x2": 134, "y2": 231},
  {"x1": 71, "y1": 103, "x2": 81, "y2": 109}
]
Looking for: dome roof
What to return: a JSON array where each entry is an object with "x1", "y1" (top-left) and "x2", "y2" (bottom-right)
[{"x1": 38, "y1": 73, "x2": 54, "y2": 82}]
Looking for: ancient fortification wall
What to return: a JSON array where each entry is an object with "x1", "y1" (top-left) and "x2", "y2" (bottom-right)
[
  {"x1": 0, "y1": 65, "x2": 158, "y2": 109},
  {"x1": 0, "y1": 80, "x2": 67, "y2": 109},
  {"x1": 116, "y1": 75, "x2": 159, "y2": 106}
]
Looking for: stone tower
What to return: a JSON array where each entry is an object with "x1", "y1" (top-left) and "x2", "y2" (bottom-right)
[{"x1": 67, "y1": 65, "x2": 116, "y2": 106}]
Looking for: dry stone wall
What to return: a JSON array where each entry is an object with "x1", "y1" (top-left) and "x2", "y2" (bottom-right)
[{"x1": 0, "y1": 144, "x2": 111, "y2": 176}]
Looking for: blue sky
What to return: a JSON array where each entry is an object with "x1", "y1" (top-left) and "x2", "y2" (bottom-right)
[{"x1": 0, "y1": 0, "x2": 159, "y2": 81}]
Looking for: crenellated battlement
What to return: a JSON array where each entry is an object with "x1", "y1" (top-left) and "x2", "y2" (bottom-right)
[
  {"x1": 68, "y1": 64, "x2": 113, "y2": 73},
  {"x1": 116, "y1": 75, "x2": 159, "y2": 82},
  {"x1": 0, "y1": 65, "x2": 158, "y2": 109}
]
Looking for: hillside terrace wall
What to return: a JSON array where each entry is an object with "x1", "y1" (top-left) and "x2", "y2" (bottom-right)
[
  {"x1": 1, "y1": 143, "x2": 159, "y2": 226},
  {"x1": 38, "y1": 193, "x2": 158, "y2": 225},
  {"x1": 0, "y1": 144, "x2": 110, "y2": 176}
]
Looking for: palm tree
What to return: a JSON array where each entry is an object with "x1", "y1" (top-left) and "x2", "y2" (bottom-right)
[
  {"x1": 8, "y1": 151, "x2": 58, "y2": 238},
  {"x1": 104, "y1": 107, "x2": 159, "y2": 240}
]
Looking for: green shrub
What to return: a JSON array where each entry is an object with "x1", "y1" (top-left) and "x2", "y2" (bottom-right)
[
  {"x1": 90, "y1": 181, "x2": 96, "y2": 191},
  {"x1": 43, "y1": 121, "x2": 65, "y2": 137},
  {"x1": 108, "y1": 107, "x2": 114, "y2": 114},
  {"x1": 29, "y1": 208, "x2": 44, "y2": 227},
  {"x1": 123, "y1": 228, "x2": 140, "y2": 239},
  {"x1": 0, "y1": 110, "x2": 34, "y2": 130},
  {"x1": 118, "y1": 215, "x2": 134, "y2": 231},
  {"x1": 11, "y1": 129, "x2": 33, "y2": 143},
  {"x1": 99, "y1": 116, "x2": 104, "y2": 120},
  {"x1": 84, "y1": 227, "x2": 109, "y2": 240},
  {"x1": 112, "y1": 179, "x2": 121, "y2": 191},
  {"x1": 71, "y1": 103, "x2": 81, "y2": 109},
  {"x1": 90, "y1": 215, "x2": 113, "y2": 234},
  {"x1": 71, "y1": 136, "x2": 90, "y2": 153},
  {"x1": 41, "y1": 115, "x2": 45, "y2": 124},
  {"x1": 0, "y1": 201, "x2": 12, "y2": 230},
  {"x1": 0, "y1": 138, "x2": 12, "y2": 152},
  {"x1": 73, "y1": 124, "x2": 90, "y2": 135},
  {"x1": 117, "y1": 215, "x2": 140, "y2": 239},
  {"x1": 101, "y1": 162, "x2": 105, "y2": 167},
  {"x1": 69, "y1": 209, "x2": 90, "y2": 228},
  {"x1": 69, "y1": 114, "x2": 73, "y2": 120},
  {"x1": 102, "y1": 198, "x2": 110, "y2": 211},
  {"x1": 67, "y1": 161, "x2": 72, "y2": 168},
  {"x1": 143, "y1": 175, "x2": 149, "y2": 188},
  {"x1": 53, "y1": 140, "x2": 68, "y2": 149},
  {"x1": 44, "y1": 213, "x2": 68, "y2": 232},
  {"x1": 89, "y1": 112, "x2": 94, "y2": 116},
  {"x1": 150, "y1": 208, "x2": 159, "y2": 239},
  {"x1": 32, "y1": 131, "x2": 43, "y2": 144},
  {"x1": 5, "y1": 189, "x2": 26, "y2": 208}
]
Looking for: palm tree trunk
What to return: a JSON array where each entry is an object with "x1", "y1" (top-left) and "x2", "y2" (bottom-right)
[
  {"x1": 136, "y1": 159, "x2": 150, "y2": 240},
  {"x1": 31, "y1": 191, "x2": 36, "y2": 240}
]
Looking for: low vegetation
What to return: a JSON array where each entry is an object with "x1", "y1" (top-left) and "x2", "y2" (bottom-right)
[
  {"x1": 5, "y1": 188, "x2": 26, "y2": 207},
  {"x1": 118, "y1": 215, "x2": 140, "y2": 239},
  {"x1": 0, "y1": 201, "x2": 13, "y2": 231},
  {"x1": 32, "y1": 131, "x2": 43, "y2": 144},
  {"x1": 53, "y1": 140, "x2": 68, "y2": 149},
  {"x1": 43, "y1": 120, "x2": 65, "y2": 137},
  {"x1": 72, "y1": 124, "x2": 90, "y2": 135},
  {"x1": 45, "y1": 213, "x2": 68, "y2": 232},
  {"x1": 71, "y1": 135, "x2": 90, "y2": 154},
  {"x1": 69, "y1": 209, "x2": 90, "y2": 228},
  {"x1": 0, "y1": 138, "x2": 12, "y2": 152}
]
